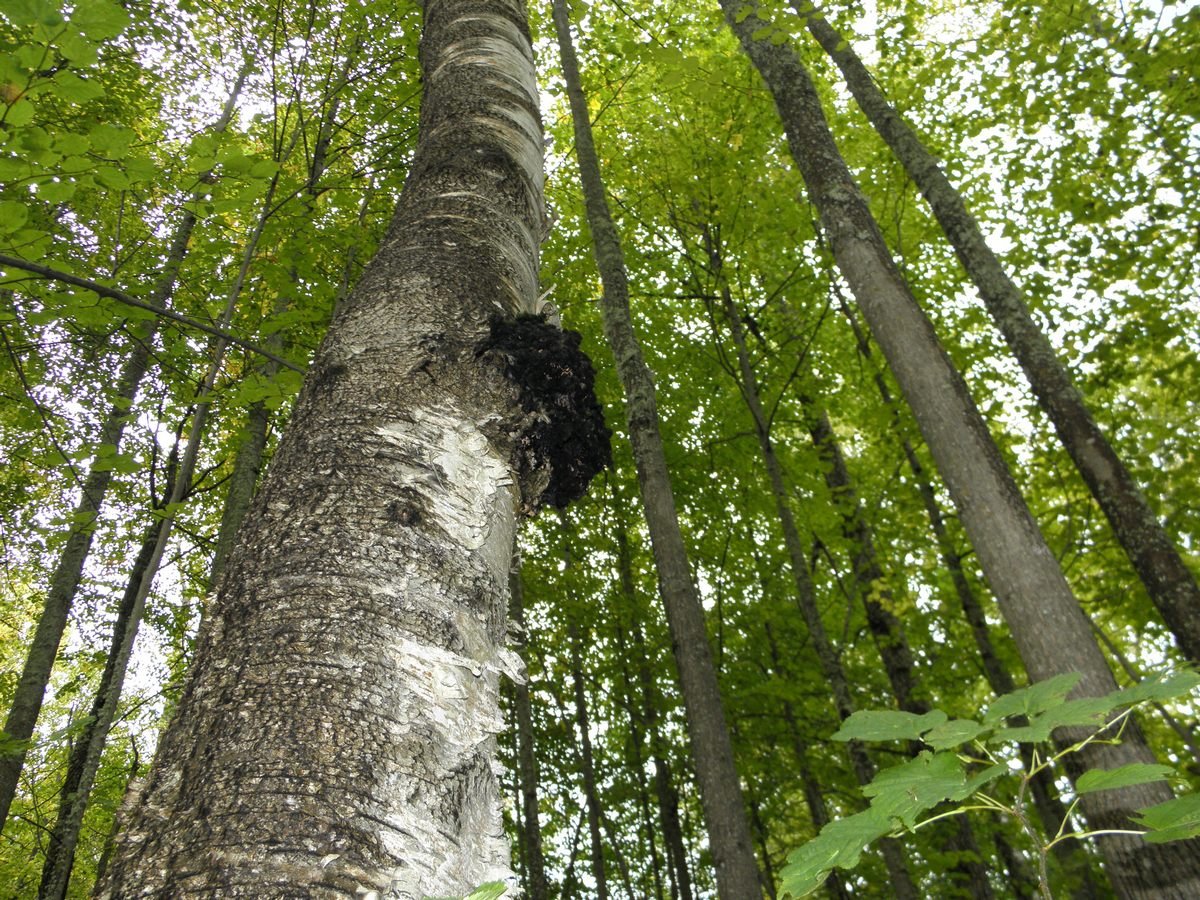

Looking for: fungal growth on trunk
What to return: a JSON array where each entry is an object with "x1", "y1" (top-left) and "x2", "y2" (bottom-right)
[{"x1": 480, "y1": 313, "x2": 611, "y2": 513}]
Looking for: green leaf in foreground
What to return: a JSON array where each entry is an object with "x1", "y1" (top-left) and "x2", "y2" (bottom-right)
[
  {"x1": 779, "y1": 808, "x2": 893, "y2": 898},
  {"x1": 1112, "y1": 669, "x2": 1200, "y2": 708},
  {"x1": 864, "y1": 751, "x2": 976, "y2": 827},
  {"x1": 983, "y1": 672, "x2": 1081, "y2": 723},
  {"x1": 922, "y1": 717, "x2": 987, "y2": 751},
  {"x1": 1075, "y1": 763, "x2": 1174, "y2": 796},
  {"x1": 426, "y1": 882, "x2": 508, "y2": 900},
  {"x1": 1132, "y1": 793, "x2": 1200, "y2": 843},
  {"x1": 832, "y1": 708, "x2": 948, "y2": 743}
]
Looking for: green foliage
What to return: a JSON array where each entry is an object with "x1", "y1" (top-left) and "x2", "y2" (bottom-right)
[{"x1": 780, "y1": 671, "x2": 1200, "y2": 897}]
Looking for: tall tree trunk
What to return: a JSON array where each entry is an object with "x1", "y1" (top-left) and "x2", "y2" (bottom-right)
[
  {"x1": 613, "y1": 505, "x2": 695, "y2": 900},
  {"x1": 801, "y1": 2, "x2": 1200, "y2": 664},
  {"x1": 721, "y1": 6, "x2": 1200, "y2": 896},
  {"x1": 550, "y1": 4, "x2": 763, "y2": 897},
  {"x1": 568, "y1": 618, "x2": 609, "y2": 898},
  {"x1": 838, "y1": 268, "x2": 1104, "y2": 899},
  {"x1": 510, "y1": 570, "x2": 549, "y2": 900},
  {"x1": 0, "y1": 65, "x2": 249, "y2": 833},
  {"x1": 98, "y1": 1, "x2": 605, "y2": 893}
]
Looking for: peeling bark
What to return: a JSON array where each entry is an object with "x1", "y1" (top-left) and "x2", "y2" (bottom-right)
[{"x1": 98, "y1": 2, "x2": 606, "y2": 895}]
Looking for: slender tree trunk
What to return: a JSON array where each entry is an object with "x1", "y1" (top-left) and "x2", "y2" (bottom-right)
[
  {"x1": 701, "y1": 241, "x2": 918, "y2": 897},
  {"x1": 38, "y1": 516, "x2": 162, "y2": 900},
  {"x1": 39, "y1": 115, "x2": 305, "y2": 898},
  {"x1": 801, "y1": 2, "x2": 1200, "y2": 664},
  {"x1": 0, "y1": 66, "x2": 249, "y2": 833},
  {"x1": 550, "y1": 4, "x2": 762, "y2": 897},
  {"x1": 510, "y1": 570, "x2": 549, "y2": 900},
  {"x1": 569, "y1": 619, "x2": 609, "y2": 900},
  {"x1": 614, "y1": 505, "x2": 695, "y2": 900},
  {"x1": 98, "y1": 1, "x2": 596, "y2": 893},
  {"x1": 721, "y1": 6, "x2": 1200, "y2": 895}
]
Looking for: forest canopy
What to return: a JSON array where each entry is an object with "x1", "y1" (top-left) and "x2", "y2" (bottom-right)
[{"x1": 1, "y1": 0, "x2": 1198, "y2": 896}]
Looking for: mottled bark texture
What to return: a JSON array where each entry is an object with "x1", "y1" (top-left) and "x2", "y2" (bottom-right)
[
  {"x1": 800, "y1": 1, "x2": 1200, "y2": 664},
  {"x1": 550, "y1": 2, "x2": 764, "y2": 897},
  {"x1": 99, "y1": 2, "x2": 605, "y2": 896},
  {"x1": 721, "y1": 4, "x2": 1200, "y2": 897}
]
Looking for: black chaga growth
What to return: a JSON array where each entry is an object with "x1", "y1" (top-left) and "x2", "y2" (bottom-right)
[{"x1": 480, "y1": 313, "x2": 611, "y2": 511}]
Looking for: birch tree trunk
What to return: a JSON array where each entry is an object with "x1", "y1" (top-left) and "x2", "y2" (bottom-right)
[
  {"x1": 97, "y1": 1, "x2": 602, "y2": 894},
  {"x1": 801, "y1": 2, "x2": 1200, "y2": 664},
  {"x1": 721, "y1": 5, "x2": 1200, "y2": 896},
  {"x1": 550, "y1": 3, "x2": 763, "y2": 897}
]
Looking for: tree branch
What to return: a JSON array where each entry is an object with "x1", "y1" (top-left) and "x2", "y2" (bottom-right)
[{"x1": 0, "y1": 253, "x2": 307, "y2": 374}]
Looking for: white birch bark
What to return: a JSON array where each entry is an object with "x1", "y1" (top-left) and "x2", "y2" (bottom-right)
[{"x1": 99, "y1": 2, "x2": 552, "y2": 895}]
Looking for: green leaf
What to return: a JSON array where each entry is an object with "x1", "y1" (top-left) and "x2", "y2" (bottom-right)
[
  {"x1": 983, "y1": 673, "x2": 1081, "y2": 724},
  {"x1": 863, "y1": 751, "x2": 968, "y2": 828},
  {"x1": 4, "y1": 97, "x2": 36, "y2": 126},
  {"x1": 1076, "y1": 764, "x2": 1174, "y2": 795},
  {"x1": 961, "y1": 762, "x2": 1009, "y2": 797},
  {"x1": 53, "y1": 70, "x2": 105, "y2": 103},
  {"x1": 921, "y1": 718, "x2": 987, "y2": 751},
  {"x1": 425, "y1": 882, "x2": 508, "y2": 900},
  {"x1": 779, "y1": 807, "x2": 894, "y2": 897},
  {"x1": 54, "y1": 132, "x2": 91, "y2": 156},
  {"x1": 94, "y1": 165, "x2": 130, "y2": 190},
  {"x1": 56, "y1": 33, "x2": 99, "y2": 65},
  {"x1": 0, "y1": 200, "x2": 29, "y2": 234},
  {"x1": 88, "y1": 123, "x2": 136, "y2": 156},
  {"x1": 36, "y1": 177, "x2": 74, "y2": 202},
  {"x1": 70, "y1": 0, "x2": 131, "y2": 41},
  {"x1": 249, "y1": 158, "x2": 280, "y2": 178},
  {"x1": 1, "y1": 0, "x2": 61, "y2": 26},
  {"x1": 1133, "y1": 793, "x2": 1200, "y2": 843},
  {"x1": 990, "y1": 695, "x2": 1114, "y2": 744},
  {"x1": 464, "y1": 884, "x2": 507, "y2": 900},
  {"x1": 1110, "y1": 670, "x2": 1200, "y2": 708},
  {"x1": 832, "y1": 708, "x2": 947, "y2": 743}
]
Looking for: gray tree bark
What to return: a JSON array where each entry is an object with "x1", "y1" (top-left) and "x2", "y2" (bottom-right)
[
  {"x1": 98, "y1": 1, "x2": 591, "y2": 894},
  {"x1": 721, "y1": 4, "x2": 1200, "y2": 896},
  {"x1": 509, "y1": 570, "x2": 549, "y2": 900},
  {"x1": 550, "y1": 3, "x2": 763, "y2": 897},
  {"x1": 705, "y1": 263, "x2": 919, "y2": 898},
  {"x1": 801, "y1": 2, "x2": 1200, "y2": 664}
]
